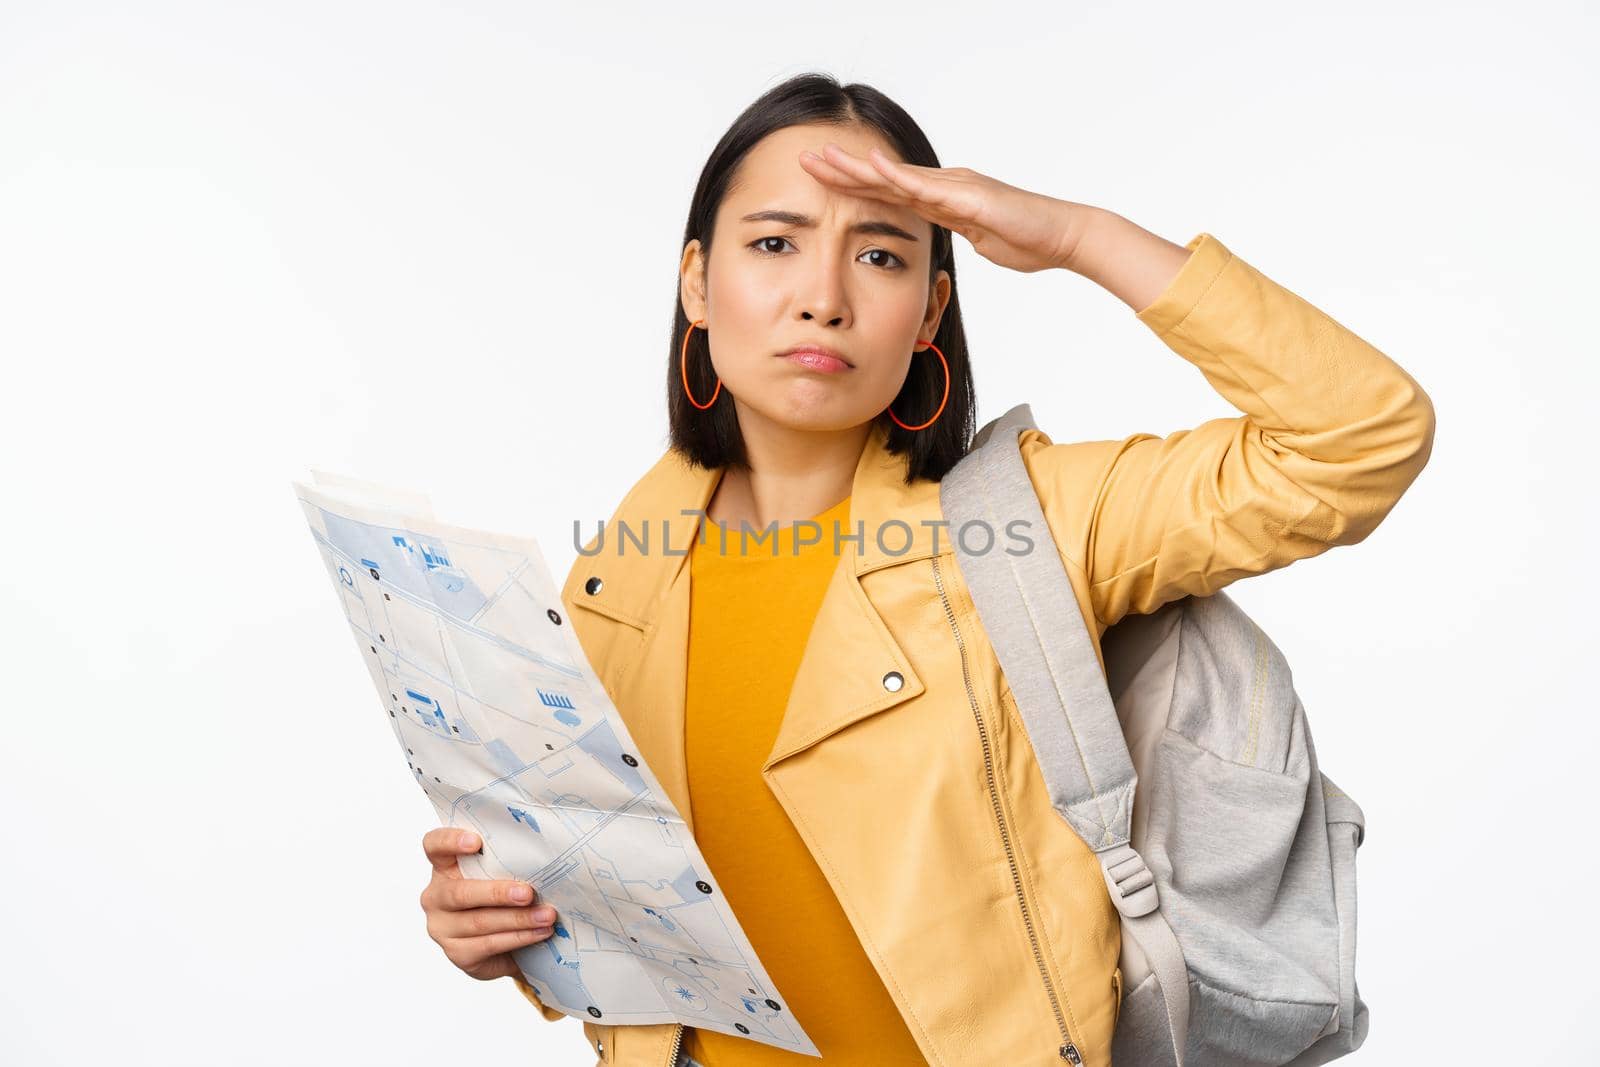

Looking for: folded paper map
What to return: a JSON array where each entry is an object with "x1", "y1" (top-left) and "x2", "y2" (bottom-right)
[{"x1": 292, "y1": 471, "x2": 818, "y2": 1056}]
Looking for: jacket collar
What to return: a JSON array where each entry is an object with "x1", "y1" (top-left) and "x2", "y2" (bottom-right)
[
  {"x1": 573, "y1": 419, "x2": 950, "y2": 626},
  {"x1": 569, "y1": 421, "x2": 951, "y2": 824}
]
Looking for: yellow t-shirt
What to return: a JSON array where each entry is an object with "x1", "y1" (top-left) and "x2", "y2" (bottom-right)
[{"x1": 681, "y1": 493, "x2": 927, "y2": 1066}]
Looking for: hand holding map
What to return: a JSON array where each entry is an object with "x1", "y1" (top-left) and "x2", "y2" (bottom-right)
[{"x1": 292, "y1": 471, "x2": 818, "y2": 1056}]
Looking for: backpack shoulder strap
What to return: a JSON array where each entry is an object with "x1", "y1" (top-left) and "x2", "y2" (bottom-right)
[
  {"x1": 941, "y1": 403, "x2": 1193, "y2": 1066},
  {"x1": 939, "y1": 402, "x2": 1138, "y2": 852}
]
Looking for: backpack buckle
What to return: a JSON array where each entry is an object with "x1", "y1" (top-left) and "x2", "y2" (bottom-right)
[{"x1": 1100, "y1": 843, "x2": 1159, "y2": 918}]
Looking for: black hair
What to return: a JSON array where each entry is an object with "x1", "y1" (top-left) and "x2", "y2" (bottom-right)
[{"x1": 667, "y1": 71, "x2": 976, "y2": 484}]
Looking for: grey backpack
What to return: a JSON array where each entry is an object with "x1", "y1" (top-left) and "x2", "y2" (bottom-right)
[{"x1": 941, "y1": 403, "x2": 1369, "y2": 1067}]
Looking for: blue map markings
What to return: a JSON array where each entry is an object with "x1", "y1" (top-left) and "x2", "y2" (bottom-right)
[
  {"x1": 574, "y1": 719, "x2": 646, "y2": 795},
  {"x1": 522, "y1": 925, "x2": 594, "y2": 1012},
  {"x1": 322, "y1": 511, "x2": 488, "y2": 621},
  {"x1": 404, "y1": 688, "x2": 453, "y2": 734},
  {"x1": 539, "y1": 688, "x2": 581, "y2": 727},
  {"x1": 669, "y1": 866, "x2": 712, "y2": 905},
  {"x1": 668, "y1": 981, "x2": 704, "y2": 1007},
  {"x1": 484, "y1": 738, "x2": 524, "y2": 778},
  {"x1": 313, "y1": 513, "x2": 581, "y2": 688},
  {"x1": 641, "y1": 906, "x2": 680, "y2": 933}
]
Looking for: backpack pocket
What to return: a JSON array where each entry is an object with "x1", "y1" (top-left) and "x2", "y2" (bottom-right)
[{"x1": 1141, "y1": 728, "x2": 1343, "y2": 1065}]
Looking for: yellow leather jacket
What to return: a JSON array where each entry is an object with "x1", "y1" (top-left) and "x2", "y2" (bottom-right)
[{"x1": 512, "y1": 232, "x2": 1435, "y2": 1066}]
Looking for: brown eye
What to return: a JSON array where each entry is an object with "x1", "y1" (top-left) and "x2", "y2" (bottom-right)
[
  {"x1": 747, "y1": 237, "x2": 904, "y2": 270},
  {"x1": 750, "y1": 237, "x2": 793, "y2": 256}
]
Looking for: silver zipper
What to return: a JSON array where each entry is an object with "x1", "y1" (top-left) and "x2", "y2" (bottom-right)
[
  {"x1": 663, "y1": 1022, "x2": 684, "y2": 1067},
  {"x1": 931, "y1": 553, "x2": 1085, "y2": 1064}
]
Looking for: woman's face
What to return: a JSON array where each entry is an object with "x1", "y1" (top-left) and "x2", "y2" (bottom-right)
[{"x1": 680, "y1": 123, "x2": 951, "y2": 435}]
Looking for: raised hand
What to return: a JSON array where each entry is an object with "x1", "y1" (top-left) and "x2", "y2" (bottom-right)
[{"x1": 797, "y1": 141, "x2": 1087, "y2": 274}]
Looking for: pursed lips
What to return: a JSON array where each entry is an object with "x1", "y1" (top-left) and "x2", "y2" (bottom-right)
[{"x1": 778, "y1": 345, "x2": 853, "y2": 373}]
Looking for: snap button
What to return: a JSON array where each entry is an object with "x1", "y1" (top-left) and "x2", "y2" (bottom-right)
[
  {"x1": 882, "y1": 670, "x2": 904, "y2": 692},
  {"x1": 585, "y1": 576, "x2": 603, "y2": 595}
]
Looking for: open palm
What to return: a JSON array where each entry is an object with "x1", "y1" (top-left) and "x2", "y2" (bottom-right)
[{"x1": 799, "y1": 141, "x2": 1080, "y2": 274}]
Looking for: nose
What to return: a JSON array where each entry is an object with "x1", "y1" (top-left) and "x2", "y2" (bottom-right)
[
  {"x1": 801, "y1": 308, "x2": 845, "y2": 326},
  {"x1": 797, "y1": 253, "x2": 850, "y2": 328}
]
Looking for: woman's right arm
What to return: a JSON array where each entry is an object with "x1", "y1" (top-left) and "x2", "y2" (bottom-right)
[
  {"x1": 1024, "y1": 224, "x2": 1436, "y2": 630},
  {"x1": 419, "y1": 827, "x2": 567, "y2": 1022}
]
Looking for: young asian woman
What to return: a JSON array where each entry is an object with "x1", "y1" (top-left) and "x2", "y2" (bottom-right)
[{"x1": 414, "y1": 72, "x2": 1434, "y2": 1067}]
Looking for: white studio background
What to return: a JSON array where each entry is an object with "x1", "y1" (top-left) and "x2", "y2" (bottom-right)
[{"x1": 2, "y1": 2, "x2": 1593, "y2": 1064}]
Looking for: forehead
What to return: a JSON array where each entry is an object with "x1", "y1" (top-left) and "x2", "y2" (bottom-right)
[{"x1": 723, "y1": 123, "x2": 918, "y2": 224}]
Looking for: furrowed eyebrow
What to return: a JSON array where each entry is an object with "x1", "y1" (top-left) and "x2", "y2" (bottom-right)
[{"x1": 740, "y1": 209, "x2": 920, "y2": 243}]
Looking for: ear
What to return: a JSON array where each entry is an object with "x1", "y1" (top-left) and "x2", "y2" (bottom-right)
[
  {"x1": 920, "y1": 268, "x2": 952, "y2": 344},
  {"x1": 679, "y1": 239, "x2": 709, "y2": 324}
]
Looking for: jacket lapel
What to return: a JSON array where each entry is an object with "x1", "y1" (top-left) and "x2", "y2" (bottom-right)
[
  {"x1": 574, "y1": 422, "x2": 951, "y2": 834},
  {"x1": 762, "y1": 424, "x2": 949, "y2": 770}
]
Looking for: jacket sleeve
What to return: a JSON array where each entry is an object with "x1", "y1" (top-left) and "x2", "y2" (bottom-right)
[
  {"x1": 512, "y1": 974, "x2": 570, "y2": 1023},
  {"x1": 1022, "y1": 231, "x2": 1436, "y2": 630}
]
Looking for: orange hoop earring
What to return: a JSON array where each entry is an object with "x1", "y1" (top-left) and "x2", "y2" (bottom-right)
[
  {"x1": 886, "y1": 340, "x2": 950, "y2": 431},
  {"x1": 680, "y1": 320, "x2": 722, "y2": 410}
]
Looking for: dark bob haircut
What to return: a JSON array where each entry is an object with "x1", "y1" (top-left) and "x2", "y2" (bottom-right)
[{"x1": 667, "y1": 71, "x2": 976, "y2": 485}]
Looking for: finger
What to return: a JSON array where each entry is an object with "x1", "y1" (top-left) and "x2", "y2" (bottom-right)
[
  {"x1": 861, "y1": 148, "x2": 983, "y2": 229},
  {"x1": 825, "y1": 142, "x2": 925, "y2": 197},
  {"x1": 863, "y1": 147, "x2": 938, "y2": 198},
  {"x1": 443, "y1": 925, "x2": 557, "y2": 966},
  {"x1": 423, "y1": 827, "x2": 481, "y2": 873},
  {"x1": 800, "y1": 145, "x2": 897, "y2": 199},
  {"x1": 439, "y1": 877, "x2": 539, "y2": 912},
  {"x1": 812, "y1": 143, "x2": 976, "y2": 232},
  {"x1": 435, "y1": 903, "x2": 558, "y2": 940}
]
